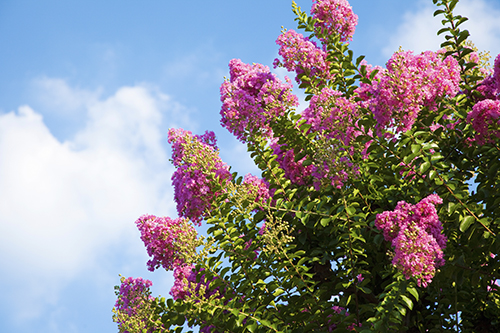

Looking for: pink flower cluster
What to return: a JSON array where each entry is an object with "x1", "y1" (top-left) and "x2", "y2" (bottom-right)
[
  {"x1": 467, "y1": 54, "x2": 500, "y2": 145},
  {"x1": 466, "y1": 99, "x2": 500, "y2": 145},
  {"x1": 168, "y1": 128, "x2": 232, "y2": 225},
  {"x1": 170, "y1": 266, "x2": 222, "y2": 302},
  {"x1": 171, "y1": 266, "x2": 224, "y2": 333},
  {"x1": 361, "y1": 50, "x2": 460, "y2": 133},
  {"x1": 302, "y1": 87, "x2": 359, "y2": 144},
  {"x1": 273, "y1": 29, "x2": 331, "y2": 83},
  {"x1": 170, "y1": 264, "x2": 195, "y2": 300},
  {"x1": 355, "y1": 61, "x2": 384, "y2": 107},
  {"x1": 311, "y1": 0, "x2": 358, "y2": 43},
  {"x1": 494, "y1": 54, "x2": 500, "y2": 92},
  {"x1": 270, "y1": 142, "x2": 313, "y2": 186},
  {"x1": 135, "y1": 214, "x2": 198, "y2": 272},
  {"x1": 375, "y1": 194, "x2": 447, "y2": 287},
  {"x1": 220, "y1": 59, "x2": 299, "y2": 143},
  {"x1": 115, "y1": 277, "x2": 154, "y2": 317},
  {"x1": 477, "y1": 75, "x2": 498, "y2": 101},
  {"x1": 241, "y1": 173, "x2": 271, "y2": 205},
  {"x1": 301, "y1": 87, "x2": 361, "y2": 189},
  {"x1": 114, "y1": 277, "x2": 159, "y2": 333}
]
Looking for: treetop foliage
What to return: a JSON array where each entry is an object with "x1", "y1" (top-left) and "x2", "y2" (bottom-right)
[{"x1": 113, "y1": 0, "x2": 500, "y2": 331}]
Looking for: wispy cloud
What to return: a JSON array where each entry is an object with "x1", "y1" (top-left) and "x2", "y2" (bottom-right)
[
  {"x1": 162, "y1": 41, "x2": 226, "y2": 88},
  {"x1": 383, "y1": 0, "x2": 500, "y2": 59}
]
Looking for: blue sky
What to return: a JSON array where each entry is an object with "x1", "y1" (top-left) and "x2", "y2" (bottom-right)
[{"x1": 0, "y1": 0, "x2": 499, "y2": 332}]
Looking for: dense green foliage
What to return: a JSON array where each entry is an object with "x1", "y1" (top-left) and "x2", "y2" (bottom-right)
[{"x1": 113, "y1": 0, "x2": 500, "y2": 331}]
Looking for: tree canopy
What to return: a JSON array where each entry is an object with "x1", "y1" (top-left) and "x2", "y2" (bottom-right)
[{"x1": 113, "y1": 0, "x2": 500, "y2": 331}]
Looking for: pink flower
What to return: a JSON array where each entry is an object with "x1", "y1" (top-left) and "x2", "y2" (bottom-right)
[
  {"x1": 494, "y1": 53, "x2": 500, "y2": 93},
  {"x1": 113, "y1": 276, "x2": 164, "y2": 333},
  {"x1": 300, "y1": 87, "x2": 362, "y2": 189},
  {"x1": 274, "y1": 29, "x2": 332, "y2": 83},
  {"x1": 392, "y1": 224, "x2": 444, "y2": 287},
  {"x1": 241, "y1": 174, "x2": 271, "y2": 205},
  {"x1": 466, "y1": 99, "x2": 500, "y2": 145},
  {"x1": 135, "y1": 214, "x2": 198, "y2": 272},
  {"x1": 375, "y1": 194, "x2": 446, "y2": 287},
  {"x1": 258, "y1": 222, "x2": 267, "y2": 236},
  {"x1": 115, "y1": 276, "x2": 154, "y2": 317},
  {"x1": 327, "y1": 306, "x2": 359, "y2": 331},
  {"x1": 487, "y1": 280, "x2": 500, "y2": 292},
  {"x1": 168, "y1": 128, "x2": 232, "y2": 224},
  {"x1": 302, "y1": 87, "x2": 360, "y2": 144},
  {"x1": 170, "y1": 264, "x2": 195, "y2": 300},
  {"x1": 361, "y1": 50, "x2": 460, "y2": 133},
  {"x1": 311, "y1": 0, "x2": 358, "y2": 43},
  {"x1": 270, "y1": 141, "x2": 313, "y2": 186},
  {"x1": 220, "y1": 59, "x2": 298, "y2": 143},
  {"x1": 477, "y1": 75, "x2": 498, "y2": 100}
]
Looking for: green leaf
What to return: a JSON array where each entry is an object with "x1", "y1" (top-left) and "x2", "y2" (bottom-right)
[
  {"x1": 447, "y1": 202, "x2": 458, "y2": 214},
  {"x1": 407, "y1": 287, "x2": 419, "y2": 301},
  {"x1": 420, "y1": 161, "x2": 431, "y2": 174},
  {"x1": 320, "y1": 217, "x2": 331, "y2": 227},
  {"x1": 460, "y1": 215, "x2": 475, "y2": 232},
  {"x1": 236, "y1": 314, "x2": 246, "y2": 327},
  {"x1": 346, "y1": 206, "x2": 356, "y2": 215},
  {"x1": 437, "y1": 26, "x2": 449, "y2": 34},
  {"x1": 302, "y1": 159, "x2": 313, "y2": 166},
  {"x1": 400, "y1": 294, "x2": 413, "y2": 310},
  {"x1": 411, "y1": 144, "x2": 421, "y2": 154},
  {"x1": 434, "y1": 9, "x2": 445, "y2": 17},
  {"x1": 456, "y1": 29, "x2": 470, "y2": 45},
  {"x1": 247, "y1": 321, "x2": 258, "y2": 332},
  {"x1": 356, "y1": 55, "x2": 366, "y2": 66},
  {"x1": 273, "y1": 288, "x2": 285, "y2": 297}
]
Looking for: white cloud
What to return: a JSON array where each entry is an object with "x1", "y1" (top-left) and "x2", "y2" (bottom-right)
[
  {"x1": 31, "y1": 77, "x2": 101, "y2": 114},
  {"x1": 383, "y1": 0, "x2": 500, "y2": 60},
  {"x1": 0, "y1": 82, "x2": 192, "y2": 325}
]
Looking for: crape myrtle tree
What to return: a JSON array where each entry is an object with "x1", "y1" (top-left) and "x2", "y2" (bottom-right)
[{"x1": 112, "y1": 0, "x2": 500, "y2": 331}]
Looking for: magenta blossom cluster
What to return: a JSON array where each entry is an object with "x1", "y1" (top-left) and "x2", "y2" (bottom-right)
[
  {"x1": 241, "y1": 173, "x2": 271, "y2": 205},
  {"x1": 375, "y1": 194, "x2": 447, "y2": 287},
  {"x1": 220, "y1": 59, "x2": 299, "y2": 143},
  {"x1": 301, "y1": 87, "x2": 361, "y2": 189},
  {"x1": 273, "y1": 29, "x2": 331, "y2": 83},
  {"x1": 467, "y1": 54, "x2": 500, "y2": 145},
  {"x1": 114, "y1": 276, "x2": 159, "y2": 333},
  {"x1": 270, "y1": 141, "x2": 313, "y2": 186},
  {"x1": 355, "y1": 60, "x2": 384, "y2": 107},
  {"x1": 170, "y1": 266, "x2": 223, "y2": 333},
  {"x1": 311, "y1": 0, "x2": 358, "y2": 43},
  {"x1": 135, "y1": 214, "x2": 198, "y2": 272},
  {"x1": 467, "y1": 99, "x2": 500, "y2": 145},
  {"x1": 168, "y1": 128, "x2": 232, "y2": 225},
  {"x1": 474, "y1": 53, "x2": 499, "y2": 99},
  {"x1": 361, "y1": 50, "x2": 460, "y2": 133},
  {"x1": 494, "y1": 54, "x2": 500, "y2": 93},
  {"x1": 170, "y1": 266, "x2": 223, "y2": 303},
  {"x1": 302, "y1": 87, "x2": 360, "y2": 144},
  {"x1": 115, "y1": 277, "x2": 154, "y2": 317},
  {"x1": 170, "y1": 264, "x2": 195, "y2": 300},
  {"x1": 477, "y1": 75, "x2": 498, "y2": 101}
]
